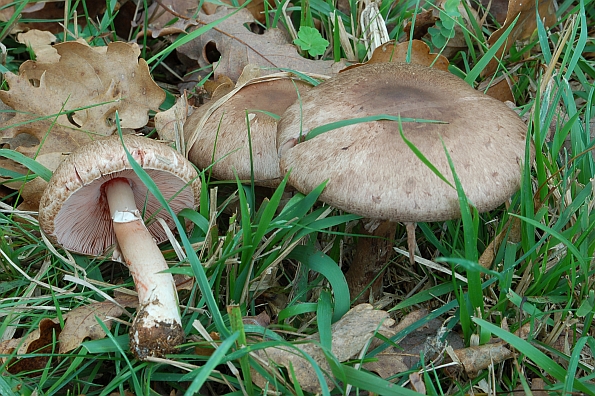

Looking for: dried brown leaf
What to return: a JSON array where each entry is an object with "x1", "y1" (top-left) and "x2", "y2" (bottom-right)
[
  {"x1": 479, "y1": 0, "x2": 510, "y2": 24},
  {"x1": 346, "y1": 40, "x2": 449, "y2": 72},
  {"x1": 0, "y1": 41, "x2": 165, "y2": 208},
  {"x1": 243, "y1": 311, "x2": 271, "y2": 327},
  {"x1": 59, "y1": 300, "x2": 129, "y2": 354},
  {"x1": 365, "y1": 311, "x2": 464, "y2": 379},
  {"x1": 16, "y1": 30, "x2": 59, "y2": 62},
  {"x1": 410, "y1": 372, "x2": 426, "y2": 394},
  {"x1": 0, "y1": 1, "x2": 104, "y2": 33},
  {"x1": 404, "y1": 10, "x2": 438, "y2": 40},
  {"x1": 1, "y1": 318, "x2": 61, "y2": 374},
  {"x1": 483, "y1": 0, "x2": 556, "y2": 76},
  {"x1": 450, "y1": 342, "x2": 513, "y2": 377},
  {"x1": 135, "y1": 0, "x2": 200, "y2": 39},
  {"x1": 256, "y1": 304, "x2": 394, "y2": 393},
  {"x1": 176, "y1": 8, "x2": 346, "y2": 82}
]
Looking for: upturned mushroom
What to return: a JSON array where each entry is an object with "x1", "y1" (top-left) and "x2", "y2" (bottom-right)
[
  {"x1": 185, "y1": 76, "x2": 314, "y2": 187},
  {"x1": 277, "y1": 62, "x2": 533, "y2": 302},
  {"x1": 39, "y1": 135, "x2": 201, "y2": 359}
]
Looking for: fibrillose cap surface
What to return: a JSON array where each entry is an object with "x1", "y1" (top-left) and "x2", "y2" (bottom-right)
[
  {"x1": 39, "y1": 135, "x2": 201, "y2": 256},
  {"x1": 186, "y1": 78, "x2": 312, "y2": 187},
  {"x1": 278, "y1": 62, "x2": 534, "y2": 222}
]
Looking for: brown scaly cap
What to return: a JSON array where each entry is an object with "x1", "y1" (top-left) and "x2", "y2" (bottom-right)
[
  {"x1": 278, "y1": 62, "x2": 534, "y2": 222},
  {"x1": 39, "y1": 135, "x2": 201, "y2": 256},
  {"x1": 186, "y1": 78, "x2": 312, "y2": 187}
]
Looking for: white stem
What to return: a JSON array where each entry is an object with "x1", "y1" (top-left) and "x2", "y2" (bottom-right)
[{"x1": 104, "y1": 178, "x2": 184, "y2": 359}]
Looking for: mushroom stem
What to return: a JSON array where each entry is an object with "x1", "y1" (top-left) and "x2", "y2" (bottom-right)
[
  {"x1": 345, "y1": 219, "x2": 397, "y2": 303},
  {"x1": 104, "y1": 178, "x2": 184, "y2": 359}
]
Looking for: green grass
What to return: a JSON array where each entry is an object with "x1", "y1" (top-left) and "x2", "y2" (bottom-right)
[{"x1": 1, "y1": 0, "x2": 595, "y2": 394}]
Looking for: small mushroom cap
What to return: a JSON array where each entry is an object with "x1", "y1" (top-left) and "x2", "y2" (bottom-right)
[
  {"x1": 39, "y1": 135, "x2": 201, "y2": 256},
  {"x1": 186, "y1": 78, "x2": 312, "y2": 187},
  {"x1": 278, "y1": 62, "x2": 534, "y2": 222}
]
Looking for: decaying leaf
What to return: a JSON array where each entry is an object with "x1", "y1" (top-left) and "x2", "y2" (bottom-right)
[
  {"x1": 16, "y1": 29, "x2": 59, "y2": 63},
  {"x1": 410, "y1": 372, "x2": 426, "y2": 394},
  {"x1": 135, "y1": 0, "x2": 200, "y2": 39},
  {"x1": 59, "y1": 299, "x2": 132, "y2": 354},
  {"x1": 254, "y1": 304, "x2": 394, "y2": 393},
  {"x1": 1, "y1": 40, "x2": 165, "y2": 140},
  {"x1": 0, "y1": 1, "x2": 105, "y2": 34},
  {"x1": 479, "y1": 0, "x2": 510, "y2": 24},
  {"x1": 176, "y1": 8, "x2": 347, "y2": 82},
  {"x1": 363, "y1": 310, "x2": 464, "y2": 379},
  {"x1": 0, "y1": 40, "x2": 165, "y2": 208},
  {"x1": 483, "y1": 0, "x2": 556, "y2": 76},
  {"x1": 345, "y1": 40, "x2": 449, "y2": 72},
  {"x1": 0, "y1": 318, "x2": 61, "y2": 374},
  {"x1": 481, "y1": 76, "x2": 516, "y2": 103},
  {"x1": 403, "y1": 9, "x2": 438, "y2": 40},
  {"x1": 243, "y1": 311, "x2": 271, "y2": 328},
  {"x1": 448, "y1": 342, "x2": 513, "y2": 377},
  {"x1": 0, "y1": 296, "x2": 137, "y2": 369},
  {"x1": 479, "y1": 216, "x2": 521, "y2": 269}
]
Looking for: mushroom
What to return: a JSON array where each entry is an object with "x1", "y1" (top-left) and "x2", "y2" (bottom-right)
[
  {"x1": 277, "y1": 62, "x2": 533, "y2": 302},
  {"x1": 38, "y1": 135, "x2": 201, "y2": 359},
  {"x1": 185, "y1": 76, "x2": 314, "y2": 187}
]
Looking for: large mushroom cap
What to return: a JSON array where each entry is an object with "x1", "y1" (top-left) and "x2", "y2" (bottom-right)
[
  {"x1": 278, "y1": 62, "x2": 534, "y2": 222},
  {"x1": 186, "y1": 77, "x2": 313, "y2": 187},
  {"x1": 39, "y1": 135, "x2": 201, "y2": 256}
]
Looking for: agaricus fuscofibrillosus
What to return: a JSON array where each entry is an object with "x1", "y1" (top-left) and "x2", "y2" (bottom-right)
[
  {"x1": 278, "y1": 62, "x2": 533, "y2": 302},
  {"x1": 186, "y1": 77, "x2": 313, "y2": 187},
  {"x1": 39, "y1": 135, "x2": 201, "y2": 359}
]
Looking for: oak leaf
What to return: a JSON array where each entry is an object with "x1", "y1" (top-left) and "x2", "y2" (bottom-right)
[
  {"x1": 254, "y1": 304, "x2": 395, "y2": 393},
  {"x1": 134, "y1": 0, "x2": 200, "y2": 39},
  {"x1": 0, "y1": 40, "x2": 165, "y2": 208},
  {"x1": 0, "y1": 318, "x2": 61, "y2": 374},
  {"x1": 344, "y1": 40, "x2": 449, "y2": 72},
  {"x1": 483, "y1": 0, "x2": 556, "y2": 76},
  {"x1": 16, "y1": 30, "x2": 59, "y2": 63},
  {"x1": 0, "y1": 1, "x2": 105, "y2": 34},
  {"x1": 59, "y1": 299, "x2": 134, "y2": 354},
  {"x1": 176, "y1": 8, "x2": 346, "y2": 82}
]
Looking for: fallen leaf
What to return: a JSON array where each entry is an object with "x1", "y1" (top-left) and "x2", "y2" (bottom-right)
[
  {"x1": 410, "y1": 372, "x2": 426, "y2": 394},
  {"x1": 1, "y1": 318, "x2": 61, "y2": 375},
  {"x1": 176, "y1": 8, "x2": 346, "y2": 82},
  {"x1": 203, "y1": 75, "x2": 235, "y2": 98},
  {"x1": 449, "y1": 342, "x2": 513, "y2": 377},
  {"x1": 364, "y1": 310, "x2": 463, "y2": 379},
  {"x1": 481, "y1": 76, "x2": 516, "y2": 103},
  {"x1": 134, "y1": 0, "x2": 199, "y2": 39},
  {"x1": 16, "y1": 30, "x2": 59, "y2": 62},
  {"x1": 59, "y1": 299, "x2": 132, "y2": 354},
  {"x1": 403, "y1": 10, "x2": 438, "y2": 40},
  {"x1": 479, "y1": 216, "x2": 521, "y2": 269},
  {"x1": 479, "y1": 0, "x2": 510, "y2": 24},
  {"x1": 221, "y1": 0, "x2": 267, "y2": 23},
  {"x1": 0, "y1": 40, "x2": 165, "y2": 209},
  {"x1": 255, "y1": 304, "x2": 395, "y2": 393},
  {"x1": 1, "y1": 40, "x2": 165, "y2": 139},
  {"x1": 174, "y1": 273, "x2": 195, "y2": 291},
  {"x1": 243, "y1": 311, "x2": 271, "y2": 327},
  {"x1": 0, "y1": 1, "x2": 105, "y2": 34},
  {"x1": 344, "y1": 40, "x2": 449, "y2": 72},
  {"x1": 483, "y1": 0, "x2": 556, "y2": 76}
]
